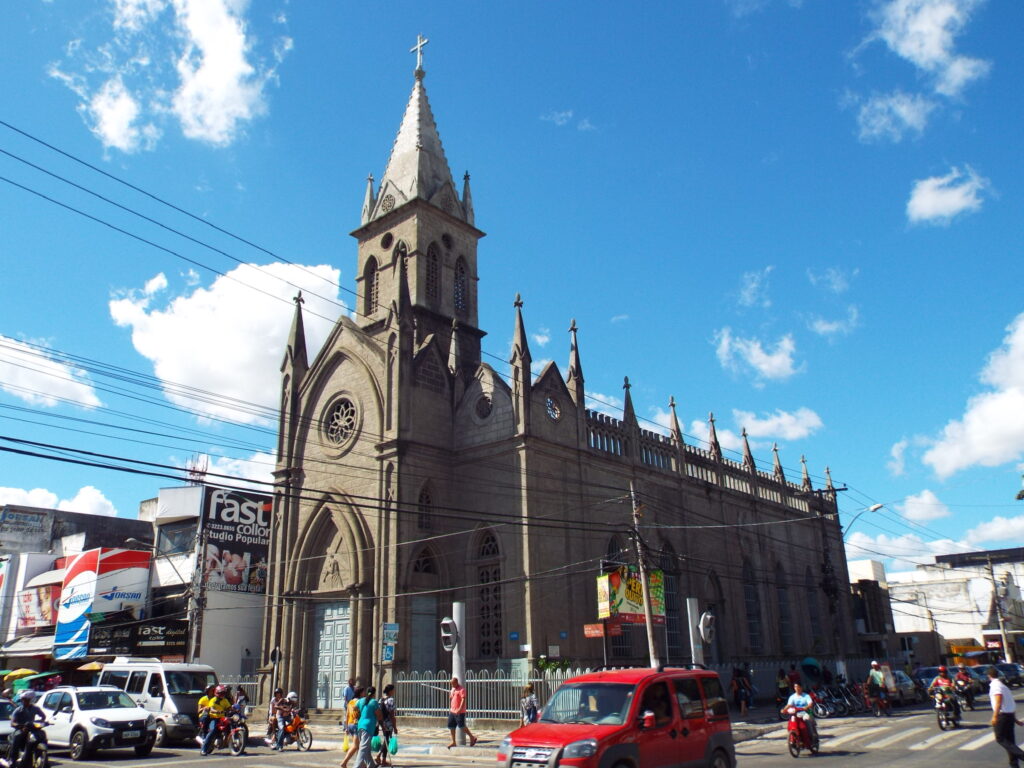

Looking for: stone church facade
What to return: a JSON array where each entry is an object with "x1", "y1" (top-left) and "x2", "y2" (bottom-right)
[{"x1": 261, "y1": 52, "x2": 856, "y2": 709}]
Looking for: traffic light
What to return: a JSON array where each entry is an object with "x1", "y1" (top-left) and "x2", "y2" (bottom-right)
[{"x1": 440, "y1": 616, "x2": 459, "y2": 652}]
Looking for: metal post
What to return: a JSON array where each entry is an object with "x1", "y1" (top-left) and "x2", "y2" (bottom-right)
[
  {"x1": 630, "y1": 481, "x2": 660, "y2": 669},
  {"x1": 452, "y1": 601, "x2": 466, "y2": 745},
  {"x1": 988, "y1": 556, "x2": 1014, "y2": 662},
  {"x1": 687, "y1": 598, "x2": 704, "y2": 667}
]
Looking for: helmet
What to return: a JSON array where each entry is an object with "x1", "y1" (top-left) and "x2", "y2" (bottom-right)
[
  {"x1": 939, "y1": 666, "x2": 948, "y2": 674},
  {"x1": 870, "y1": 660, "x2": 879, "y2": 667},
  {"x1": 214, "y1": 684, "x2": 228, "y2": 697},
  {"x1": 18, "y1": 690, "x2": 35, "y2": 702},
  {"x1": 287, "y1": 691, "x2": 298, "y2": 702}
]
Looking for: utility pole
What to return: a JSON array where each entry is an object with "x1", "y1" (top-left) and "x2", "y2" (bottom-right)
[
  {"x1": 987, "y1": 556, "x2": 1014, "y2": 663},
  {"x1": 629, "y1": 481, "x2": 660, "y2": 669}
]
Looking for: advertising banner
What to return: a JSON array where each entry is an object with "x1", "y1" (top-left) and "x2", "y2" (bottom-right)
[
  {"x1": 54, "y1": 548, "x2": 151, "y2": 660},
  {"x1": 0, "y1": 507, "x2": 50, "y2": 553},
  {"x1": 88, "y1": 619, "x2": 188, "y2": 656},
  {"x1": 201, "y1": 488, "x2": 271, "y2": 594},
  {"x1": 17, "y1": 585, "x2": 61, "y2": 630},
  {"x1": 596, "y1": 566, "x2": 665, "y2": 624}
]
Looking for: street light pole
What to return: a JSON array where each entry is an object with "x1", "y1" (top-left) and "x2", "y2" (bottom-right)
[{"x1": 629, "y1": 481, "x2": 660, "y2": 669}]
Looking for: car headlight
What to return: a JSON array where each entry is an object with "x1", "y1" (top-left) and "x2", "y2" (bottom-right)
[
  {"x1": 146, "y1": 715, "x2": 155, "y2": 727},
  {"x1": 173, "y1": 714, "x2": 193, "y2": 725},
  {"x1": 563, "y1": 738, "x2": 598, "y2": 758},
  {"x1": 90, "y1": 717, "x2": 113, "y2": 728}
]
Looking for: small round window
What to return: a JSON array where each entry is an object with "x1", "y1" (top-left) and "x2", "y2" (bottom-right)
[
  {"x1": 475, "y1": 395, "x2": 493, "y2": 419},
  {"x1": 324, "y1": 397, "x2": 358, "y2": 447},
  {"x1": 545, "y1": 396, "x2": 561, "y2": 422}
]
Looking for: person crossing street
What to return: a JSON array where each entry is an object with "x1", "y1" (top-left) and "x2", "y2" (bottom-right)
[{"x1": 989, "y1": 665, "x2": 1024, "y2": 768}]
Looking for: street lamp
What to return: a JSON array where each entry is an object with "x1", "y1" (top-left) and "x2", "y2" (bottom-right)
[{"x1": 842, "y1": 504, "x2": 884, "y2": 541}]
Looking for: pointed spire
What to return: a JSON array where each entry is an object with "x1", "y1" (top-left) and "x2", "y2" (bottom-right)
[
  {"x1": 741, "y1": 427, "x2": 755, "y2": 472},
  {"x1": 668, "y1": 396, "x2": 684, "y2": 446},
  {"x1": 511, "y1": 293, "x2": 531, "y2": 369},
  {"x1": 282, "y1": 292, "x2": 308, "y2": 376},
  {"x1": 825, "y1": 466, "x2": 834, "y2": 490},
  {"x1": 510, "y1": 293, "x2": 532, "y2": 434},
  {"x1": 622, "y1": 376, "x2": 636, "y2": 424},
  {"x1": 360, "y1": 174, "x2": 376, "y2": 225},
  {"x1": 447, "y1": 318, "x2": 461, "y2": 375},
  {"x1": 707, "y1": 412, "x2": 722, "y2": 460},
  {"x1": 372, "y1": 41, "x2": 459, "y2": 222},
  {"x1": 772, "y1": 443, "x2": 786, "y2": 483},
  {"x1": 462, "y1": 171, "x2": 475, "y2": 225},
  {"x1": 801, "y1": 454, "x2": 812, "y2": 491},
  {"x1": 567, "y1": 318, "x2": 585, "y2": 406}
]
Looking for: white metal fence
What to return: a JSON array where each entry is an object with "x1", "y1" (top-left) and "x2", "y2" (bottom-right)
[{"x1": 220, "y1": 675, "x2": 260, "y2": 707}]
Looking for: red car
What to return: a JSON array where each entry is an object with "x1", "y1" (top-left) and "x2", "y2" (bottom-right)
[{"x1": 497, "y1": 667, "x2": 735, "y2": 768}]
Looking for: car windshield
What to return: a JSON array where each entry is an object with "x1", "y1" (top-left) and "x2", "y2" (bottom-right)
[
  {"x1": 542, "y1": 683, "x2": 634, "y2": 726},
  {"x1": 77, "y1": 691, "x2": 137, "y2": 710},
  {"x1": 0, "y1": 701, "x2": 13, "y2": 721},
  {"x1": 166, "y1": 671, "x2": 217, "y2": 695}
]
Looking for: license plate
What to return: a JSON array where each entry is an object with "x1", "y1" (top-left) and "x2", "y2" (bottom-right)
[{"x1": 123, "y1": 730, "x2": 141, "y2": 739}]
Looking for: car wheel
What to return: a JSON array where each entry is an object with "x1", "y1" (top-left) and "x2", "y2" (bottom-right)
[
  {"x1": 154, "y1": 720, "x2": 167, "y2": 747},
  {"x1": 135, "y1": 742, "x2": 154, "y2": 758},
  {"x1": 709, "y1": 748, "x2": 732, "y2": 768},
  {"x1": 69, "y1": 730, "x2": 93, "y2": 761}
]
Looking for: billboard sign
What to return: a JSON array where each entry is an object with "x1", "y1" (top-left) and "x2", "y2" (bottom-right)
[
  {"x1": 201, "y1": 488, "x2": 271, "y2": 594},
  {"x1": 0, "y1": 507, "x2": 50, "y2": 553},
  {"x1": 596, "y1": 566, "x2": 665, "y2": 624},
  {"x1": 54, "y1": 548, "x2": 151, "y2": 660},
  {"x1": 17, "y1": 585, "x2": 61, "y2": 630},
  {"x1": 88, "y1": 619, "x2": 188, "y2": 656}
]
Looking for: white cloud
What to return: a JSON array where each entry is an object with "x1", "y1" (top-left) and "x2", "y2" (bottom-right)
[
  {"x1": 738, "y1": 266, "x2": 773, "y2": 308},
  {"x1": 0, "y1": 485, "x2": 118, "y2": 517},
  {"x1": 541, "y1": 110, "x2": 573, "y2": 126},
  {"x1": 732, "y1": 407, "x2": 823, "y2": 440},
  {"x1": 189, "y1": 451, "x2": 276, "y2": 491},
  {"x1": 109, "y1": 263, "x2": 343, "y2": 424},
  {"x1": 888, "y1": 438, "x2": 908, "y2": 475},
  {"x1": 610, "y1": 314, "x2": 629, "y2": 324},
  {"x1": 966, "y1": 515, "x2": 1024, "y2": 546},
  {"x1": 899, "y1": 488, "x2": 950, "y2": 521},
  {"x1": 577, "y1": 118, "x2": 596, "y2": 132},
  {"x1": 585, "y1": 392, "x2": 624, "y2": 419},
  {"x1": 0, "y1": 336, "x2": 102, "y2": 408},
  {"x1": 144, "y1": 272, "x2": 168, "y2": 295},
  {"x1": 809, "y1": 305, "x2": 860, "y2": 338},
  {"x1": 807, "y1": 266, "x2": 856, "y2": 294},
  {"x1": 845, "y1": 529, "x2": 968, "y2": 569},
  {"x1": 923, "y1": 312, "x2": 1024, "y2": 478},
  {"x1": 724, "y1": 0, "x2": 804, "y2": 17},
  {"x1": 49, "y1": 0, "x2": 290, "y2": 151},
  {"x1": 688, "y1": 418, "x2": 744, "y2": 453},
  {"x1": 856, "y1": 90, "x2": 936, "y2": 142},
  {"x1": 532, "y1": 328, "x2": 551, "y2": 347},
  {"x1": 870, "y1": 0, "x2": 991, "y2": 97},
  {"x1": 714, "y1": 327, "x2": 801, "y2": 384},
  {"x1": 906, "y1": 165, "x2": 987, "y2": 224}
]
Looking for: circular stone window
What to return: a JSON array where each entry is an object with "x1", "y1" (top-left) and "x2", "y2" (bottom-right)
[
  {"x1": 381, "y1": 233, "x2": 394, "y2": 249},
  {"x1": 323, "y1": 397, "x2": 359, "y2": 449},
  {"x1": 381, "y1": 194, "x2": 395, "y2": 213},
  {"x1": 545, "y1": 396, "x2": 561, "y2": 422},
  {"x1": 441, "y1": 233, "x2": 453, "y2": 249},
  {"x1": 475, "y1": 395, "x2": 493, "y2": 419}
]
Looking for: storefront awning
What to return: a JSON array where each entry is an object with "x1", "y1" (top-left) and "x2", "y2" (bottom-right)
[
  {"x1": 1, "y1": 634, "x2": 54, "y2": 656},
  {"x1": 24, "y1": 569, "x2": 65, "y2": 589}
]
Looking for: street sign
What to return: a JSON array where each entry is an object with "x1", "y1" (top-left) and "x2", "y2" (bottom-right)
[
  {"x1": 383, "y1": 623, "x2": 399, "y2": 644},
  {"x1": 584, "y1": 623, "x2": 605, "y2": 638},
  {"x1": 559, "y1": 631, "x2": 568, "y2": 640},
  {"x1": 509, "y1": 631, "x2": 519, "y2": 641},
  {"x1": 382, "y1": 643, "x2": 395, "y2": 662}
]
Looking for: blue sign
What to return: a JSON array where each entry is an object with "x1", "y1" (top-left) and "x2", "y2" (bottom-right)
[
  {"x1": 559, "y1": 631, "x2": 568, "y2": 640},
  {"x1": 381, "y1": 643, "x2": 395, "y2": 662},
  {"x1": 509, "y1": 631, "x2": 520, "y2": 641}
]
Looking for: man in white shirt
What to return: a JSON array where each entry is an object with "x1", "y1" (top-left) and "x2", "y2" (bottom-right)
[{"x1": 989, "y1": 665, "x2": 1024, "y2": 768}]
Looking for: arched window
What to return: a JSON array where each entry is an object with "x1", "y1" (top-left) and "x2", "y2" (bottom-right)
[
  {"x1": 426, "y1": 243, "x2": 440, "y2": 300},
  {"x1": 806, "y1": 566, "x2": 823, "y2": 651},
  {"x1": 453, "y1": 257, "x2": 469, "y2": 317},
  {"x1": 363, "y1": 257, "x2": 379, "y2": 317},
  {"x1": 661, "y1": 548, "x2": 682, "y2": 663},
  {"x1": 477, "y1": 532, "x2": 502, "y2": 658},
  {"x1": 776, "y1": 563, "x2": 793, "y2": 654},
  {"x1": 417, "y1": 485, "x2": 433, "y2": 530},
  {"x1": 703, "y1": 570, "x2": 725, "y2": 664},
  {"x1": 742, "y1": 560, "x2": 762, "y2": 654},
  {"x1": 412, "y1": 547, "x2": 437, "y2": 575}
]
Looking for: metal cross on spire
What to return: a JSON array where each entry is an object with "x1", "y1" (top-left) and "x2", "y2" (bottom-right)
[{"x1": 410, "y1": 34, "x2": 429, "y2": 70}]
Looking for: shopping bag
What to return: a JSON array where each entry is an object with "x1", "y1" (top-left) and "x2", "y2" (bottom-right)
[
  {"x1": 342, "y1": 733, "x2": 350, "y2": 751},
  {"x1": 388, "y1": 735, "x2": 399, "y2": 754},
  {"x1": 371, "y1": 734, "x2": 382, "y2": 752}
]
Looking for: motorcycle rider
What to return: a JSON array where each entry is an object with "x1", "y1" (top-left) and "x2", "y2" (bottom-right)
[
  {"x1": 928, "y1": 666, "x2": 961, "y2": 719},
  {"x1": 272, "y1": 691, "x2": 299, "y2": 750},
  {"x1": 954, "y1": 666, "x2": 975, "y2": 709},
  {"x1": 198, "y1": 684, "x2": 234, "y2": 756},
  {"x1": 781, "y1": 682, "x2": 818, "y2": 745},
  {"x1": 9, "y1": 690, "x2": 46, "y2": 768}
]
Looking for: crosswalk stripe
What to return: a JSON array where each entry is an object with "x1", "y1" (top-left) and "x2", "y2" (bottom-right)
[
  {"x1": 873, "y1": 725, "x2": 929, "y2": 748},
  {"x1": 825, "y1": 727, "x2": 891, "y2": 747},
  {"x1": 909, "y1": 728, "x2": 967, "y2": 750},
  {"x1": 958, "y1": 731, "x2": 995, "y2": 750}
]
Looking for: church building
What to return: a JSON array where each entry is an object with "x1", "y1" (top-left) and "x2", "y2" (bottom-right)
[{"x1": 261, "y1": 43, "x2": 857, "y2": 710}]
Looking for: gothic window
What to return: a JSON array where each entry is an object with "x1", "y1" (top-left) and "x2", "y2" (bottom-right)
[
  {"x1": 324, "y1": 397, "x2": 358, "y2": 448},
  {"x1": 777, "y1": 564, "x2": 794, "y2": 655},
  {"x1": 454, "y1": 257, "x2": 469, "y2": 317},
  {"x1": 477, "y1": 532, "x2": 502, "y2": 658},
  {"x1": 418, "y1": 485, "x2": 433, "y2": 530},
  {"x1": 363, "y1": 257, "x2": 379, "y2": 317},
  {"x1": 743, "y1": 560, "x2": 762, "y2": 654},
  {"x1": 807, "y1": 566, "x2": 823, "y2": 650},
  {"x1": 661, "y1": 549, "x2": 683, "y2": 663},
  {"x1": 412, "y1": 548, "x2": 437, "y2": 574},
  {"x1": 426, "y1": 243, "x2": 440, "y2": 300}
]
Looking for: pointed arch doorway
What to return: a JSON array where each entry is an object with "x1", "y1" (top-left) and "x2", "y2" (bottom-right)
[{"x1": 312, "y1": 601, "x2": 351, "y2": 709}]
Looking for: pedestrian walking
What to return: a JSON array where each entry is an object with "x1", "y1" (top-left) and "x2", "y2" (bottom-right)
[
  {"x1": 520, "y1": 684, "x2": 540, "y2": 725},
  {"x1": 989, "y1": 665, "x2": 1024, "y2": 768},
  {"x1": 340, "y1": 685, "x2": 364, "y2": 768},
  {"x1": 354, "y1": 686, "x2": 382, "y2": 768},
  {"x1": 447, "y1": 676, "x2": 477, "y2": 748},
  {"x1": 376, "y1": 684, "x2": 398, "y2": 767}
]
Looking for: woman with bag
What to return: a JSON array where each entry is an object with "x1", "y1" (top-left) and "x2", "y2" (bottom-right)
[
  {"x1": 339, "y1": 686, "x2": 364, "y2": 768},
  {"x1": 375, "y1": 684, "x2": 398, "y2": 767},
  {"x1": 520, "y1": 684, "x2": 540, "y2": 725}
]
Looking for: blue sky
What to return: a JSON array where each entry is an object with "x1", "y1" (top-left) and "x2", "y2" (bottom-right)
[{"x1": 1, "y1": 0, "x2": 1022, "y2": 572}]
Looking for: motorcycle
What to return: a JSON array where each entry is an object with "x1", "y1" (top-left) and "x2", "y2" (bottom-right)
[
  {"x1": 954, "y1": 679, "x2": 975, "y2": 711},
  {"x1": 275, "y1": 708, "x2": 312, "y2": 751},
  {"x1": 0, "y1": 722, "x2": 49, "y2": 768},
  {"x1": 199, "y1": 711, "x2": 247, "y2": 755},
  {"x1": 933, "y1": 690, "x2": 960, "y2": 730},
  {"x1": 785, "y1": 706, "x2": 819, "y2": 758}
]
